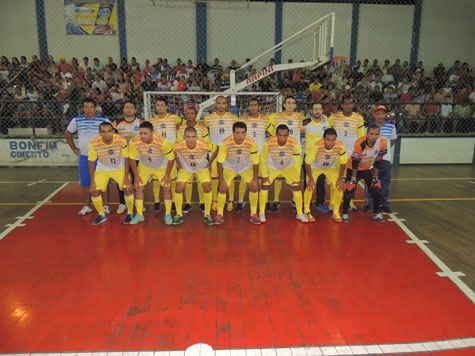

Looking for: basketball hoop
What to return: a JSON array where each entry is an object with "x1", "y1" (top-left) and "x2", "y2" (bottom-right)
[{"x1": 331, "y1": 56, "x2": 347, "y2": 82}]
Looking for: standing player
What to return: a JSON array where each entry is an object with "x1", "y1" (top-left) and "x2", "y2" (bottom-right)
[
  {"x1": 173, "y1": 126, "x2": 218, "y2": 226},
  {"x1": 128, "y1": 121, "x2": 175, "y2": 225},
  {"x1": 303, "y1": 102, "x2": 330, "y2": 213},
  {"x1": 216, "y1": 122, "x2": 260, "y2": 225},
  {"x1": 342, "y1": 124, "x2": 387, "y2": 223},
  {"x1": 304, "y1": 128, "x2": 347, "y2": 223},
  {"x1": 328, "y1": 95, "x2": 366, "y2": 211},
  {"x1": 364, "y1": 105, "x2": 397, "y2": 213},
  {"x1": 65, "y1": 98, "x2": 111, "y2": 216},
  {"x1": 149, "y1": 97, "x2": 183, "y2": 212},
  {"x1": 202, "y1": 96, "x2": 238, "y2": 210},
  {"x1": 235, "y1": 97, "x2": 275, "y2": 212},
  {"x1": 88, "y1": 122, "x2": 134, "y2": 225},
  {"x1": 177, "y1": 106, "x2": 210, "y2": 214},
  {"x1": 268, "y1": 96, "x2": 306, "y2": 211},
  {"x1": 113, "y1": 100, "x2": 143, "y2": 214},
  {"x1": 259, "y1": 125, "x2": 307, "y2": 223}
]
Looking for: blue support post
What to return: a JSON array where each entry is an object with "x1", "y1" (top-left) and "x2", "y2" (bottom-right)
[
  {"x1": 117, "y1": 0, "x2": 127, "y2": 60},
  {"x1": 196, "y1": 2, "x2": 207, "y2": 63},
  {"x1": 36, "y1": 0, "x2": 48, "y2": 61},
  {"x1": 349, "y1": 1, "x2": 360, "y2": 68},
  {"x1": 275, "y1": 2, "x2": 283, "y2": 65},
  {"x1": 410, "y1": 0, "x2": 422, "y2": 69}
]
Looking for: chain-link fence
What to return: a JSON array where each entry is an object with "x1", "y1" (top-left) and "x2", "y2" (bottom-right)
[{"x1": 0, "y1": 0, "x2": 473, "y2": 137}]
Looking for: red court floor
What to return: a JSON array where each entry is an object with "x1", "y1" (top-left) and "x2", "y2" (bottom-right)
[{"x1": 0, "y1": 183, "x2": 474, "y2": 355}]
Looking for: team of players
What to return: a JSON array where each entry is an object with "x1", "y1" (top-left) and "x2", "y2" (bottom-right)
[{"x1": 66, "y1": 94, "x2": 393, "y2": 226}]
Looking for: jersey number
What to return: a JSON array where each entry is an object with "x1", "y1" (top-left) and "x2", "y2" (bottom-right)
[
  {"x1": 190, "y1": 162, "x2": 197, "y2": 167},
  {"x1": 162, "y1": 132, "x2": 167, "y2": 137},
  {"x1": 218, "y1": 128, "x2": 225, "y2": 135},
  {"x1": 289, "y1": 129, "x2": 294, "y2": 135},
  {"x1": 110, "y1": 158, "x2": 117, "y2": 164}
]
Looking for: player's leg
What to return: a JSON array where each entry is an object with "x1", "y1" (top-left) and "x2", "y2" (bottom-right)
[
  {"x1": 341, "y1": 168, "x2": 354, "y2": 223},
  {"x1": 364, "y1": 170, "x2": 384, "y2": 222},
  {"x1": 272, "y1": 178, "x2": 283, "y2": 211},
  {"x1": 282, "y1": 167, "x2": 307, "y2": 222},
  {"x1": 130, "y1": 165, "x2": 149, "y2": 225},
  {"x1": 240, "y1": 168, "x2": 259, "y2": 224},
  {"x1": 216, "y1": 168, "x2": 236, "y2": 223},
  {"x1": 259, "y1": 170, "x2": 277, "y2": 223},
  {"x1": 173, "y1": 180, "x2": 187, "y2": 226},
  {"x1": 117, "y1": 183, "x2": 127, "y2": 214},
  {"x1": 315, "y1": 173, "x2": 329, "y2": 213},
  {"x1": 111, "y1": 169, "x2": 134, "y2": 224},
  {"x1": 324, "y1": 169, "x2": 343, "y2": 223},
  {"x1": 91, "y1": 171, "x2": 110, "y2": 225},
  {"x1": 152, "y1": 179, "x2": 161, "y2": 212},
  {"x1": 198, "y1": 182, "x2": 205, "y2": 212},
  {"x1": 227, "y1": 178, "x2": 235, "y2": 212},
  {"x1": 379, "y1": 161, "x2": 392, "y2": 213},
  {"x1": 78, "y1": 155, "x2": 93, "y2": 216},
  {"x1": 304, "y1": 168, "x2": 322, "y2": 221},
  {"x1": 211, "y1": 160, "x2": 219, "y2": 211},
  {"x1": 236, "y1": 178, "x2": 247, "y2": 212},
  {"x1": 183, "y1": 173, "x2": 193, "y2": 214},
  {"x1": 196, "y1": 169, "x2": 214, "y2": 225}
]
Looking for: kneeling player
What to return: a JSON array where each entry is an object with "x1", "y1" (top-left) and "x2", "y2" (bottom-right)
[
  {"x1": 216, "y1": 122, "x2": 260, "y2": 225},
  {"x1": 304, "y1": 128, "x2": 347, "y2": 223},
  {"x1": 173, "y1": 126, "x2": 218, "y2": 225},
  {"x1": 342, "y1": 124, "x2": 387, "y2": 223},
  {"x1": 128, "y1": 121, "x2": 175, "y2": 225},
  {"x1": 259, "y1": 124, "x2": 307, "y2": 222},
  {"x1": 88, "y1": 122, "x2": 134, "y2": 225}
]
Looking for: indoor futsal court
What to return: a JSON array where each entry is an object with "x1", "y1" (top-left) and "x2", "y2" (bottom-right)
[{"x1": 0, "y1": 165, "x2": 474, "y2": 355}]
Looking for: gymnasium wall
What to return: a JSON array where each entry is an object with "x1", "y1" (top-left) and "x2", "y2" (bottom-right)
[{"x1": 1, "y1": 0, "x2": 474, "y2": 71}]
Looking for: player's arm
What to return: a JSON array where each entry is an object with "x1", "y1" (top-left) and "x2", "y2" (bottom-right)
[
  {"x1": 216, "y1": 144, "x2": 227, "y2": 190},
  {"x1": 336, "y1": 149, "x2": 348, "y2": 191},
  {"x1": 259, "y1": 143, "x2": 270, "y2": 185},
  {"x1": 266, "y1": 121, "x2": 276, "y2": 136},
  {"x1": 357, "y1": 117, "x2": 366, "y2": 138},
  {"x1": 162, "y1": 140, "x2": 175, "y2": 187},
  {"x1": 87, "y1": 143, "x2": 97, "y2": 192},
  {"x1": 202, "y1": 127, "x2": 211, "y2": 143},
  {"x1": 121, "y1": 141, "x2": 132, "y2": 189},
  {"x1": 175, "y1": 115, "x2": 183, "y2": 130},
  {"x1": 250, "y1": 142, "x2": 259, "y2": 191},
  {"x1": 207, "y1": 144, "x2": 218, "y2": 169},
  {"x1": 293, "y1": 142, "x2": 302, "y2": 169},
  {"x1": 65, "y1": 119, "x2": 79, "y2": 155},
  {"x1": 304, "y1": 146, "x2": 317, "y2": 191},
  {"x1": 128, "y1": 140, "x2": 142, "y2": 188},
  {"x1": 346, "y1": 142, "x2": 362, "y2": 193}
]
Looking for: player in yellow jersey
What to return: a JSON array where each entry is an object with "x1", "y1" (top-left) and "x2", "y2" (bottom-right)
[
  {"x1": 202, "y1": 96, "x2": 238, "y2": 211},
  {"x1": 328, "y1": 95, "x2": 365, "y2": 212},
  {"x1": 303, "y1": 102, "x2": 330, "y2": 214},
  {"x1": 268, "y1": 96, "x2": 306, "y2": 211},
  {"x1": 304, "y1": 128, "x2": 347, "y2": 223},
  {"x1": 149, "y1": 97, "x2": 183, "y2": 213},
  {"x1": 172, "y1": 126, "x2": 218, "y2": 226},
  {"x1": 177, "y1": 106, "x2": 210, "y2": 214},
  {"x1": 259, "y1": 124, "x2": 307, "y2": 223},
  {"x1": 88, "y1": 122, "x2": 134, "y2": 225},
  {"x1": 216, "y1": 122, "x2": 260, "y2": 225},
  {"x1": 128, "y1": 121, "x2": 175, "y2": 225},
  {"x1": 234, "y1": 97, "x2": 275, "y2": 212}
]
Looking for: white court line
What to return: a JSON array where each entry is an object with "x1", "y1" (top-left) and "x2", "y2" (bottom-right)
[
  {"x1": 27, "y1": 179, "x2": 46, "y2": 186},
  {"x1": 389, "y1": 211, "x2": 475, "y2": 304},
  {"x1": 0, "y1": 182, "x2": 69, "y2": 241},
  {"x1": 1, "y1": 338, "x2": 473, "y2": 356}
]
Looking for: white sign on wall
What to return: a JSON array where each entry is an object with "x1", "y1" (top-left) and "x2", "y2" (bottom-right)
[{"x1": 0, "y1": 139, "x2": 77, "y2": 166}]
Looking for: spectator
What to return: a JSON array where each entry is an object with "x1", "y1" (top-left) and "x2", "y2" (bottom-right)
[
  {"x1": 177, "y1": 76, "x2": 188, "y2": 91},
  {"x1": 404, "y1": 96, "x2": 421, "y2": 133},
  {"x1": 92, "y1": 74, "x2": 107, "y2": 93},
  {"x1": 141, "y1": 75, "x2": 157, "y2": 92},
  {"x1": 93, "y1": 58, "x2": 105, "y2": 73},
  {"x1": 59, "y1": 56, "x2": 72, "y2": 76},
  {"x1": 186, "y1": 60, "x2": 194, "y2": 74},
  {"x1": 210, "y1": 58, "x2": 223, "y2": 77},
  {"x1": 422, "y1": 94, "x2": 439, "y2": 132}
]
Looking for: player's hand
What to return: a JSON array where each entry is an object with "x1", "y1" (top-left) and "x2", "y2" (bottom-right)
[
  {"x1": 162, "y1": 174, "x2": 171, "y2": 188},
  {"x1": 73, "y1": 148, "x2": 80, "y2": 156},
  {"x1": 219, "y1": 179, "x2": 227, "y2": 193},
  {"x1": 307, "y1": 178, "x2": 316, "y2": 192},
  {"x1": 89, "y1": 181, "x2": 96, "y2": 194},
  {"x1": 336, "y1": 180, "x2": 345, "y2": 192},
  {"x1": 249, "y1": 179, "x2": 258, "y2": 192},
  {"x1": 134, "y1": 176, "x2": 143, "y2": 189},
  {"x1": 346, "y1": 178, "x2": 356, "y2": 192},
  {"x1": 371, "y1": 177, "x2": 381, "y2": 190},
  {"x1": 123, "y1": 177, "x2": 132, "y2": 189},
  {"x1": 261, "y1": 177, "x2": 270, "y2": 187}
]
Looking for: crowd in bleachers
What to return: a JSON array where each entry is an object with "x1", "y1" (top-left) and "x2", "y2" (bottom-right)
[{"x1": 0, "y1": 54, "x2": 473, "y2": 135}]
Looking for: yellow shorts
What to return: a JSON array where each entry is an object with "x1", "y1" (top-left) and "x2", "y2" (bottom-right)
[
  {"x1": 138, "y1": 164, "x2": 175, "y2": 187},
  {"x1": 94, "y1": 169, "x2": 127, "y2": 191},
  {"x1": 177, "y1": 168, "x2": 211, "y2": 184},
  {"x1": 222, "y1": 167, "x2": 254, "y2": 187},
  {"x1": 262, "y1": 166, "x2": 300, "y2": 187},
  {"x1": 307, "y1": 167, "x2": 340, "y2": 187}
]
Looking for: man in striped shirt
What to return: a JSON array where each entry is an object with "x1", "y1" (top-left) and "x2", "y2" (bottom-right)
[{"x1": 364, "y1": 105, "x2": 397, "y2": 214}]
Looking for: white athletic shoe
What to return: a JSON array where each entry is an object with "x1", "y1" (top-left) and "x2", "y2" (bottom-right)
[
  {"x1": 103, "y1": 205, "x2": 111, "y2": 216},
  {"x1": 116, "y1": 203, "x2": 127, "y2": 215},
  {"x1": 259, "y1": 212, "x2": 266, "y2": 223},
  {"x1": 78, "y1": 206, "x2": 92, "y2": 216},
  {"x1": 296, "y1": 213, "x2": 309, "y2": 223}
]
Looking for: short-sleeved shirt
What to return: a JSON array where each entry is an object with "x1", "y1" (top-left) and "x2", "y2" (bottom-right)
[
  {"x1": 128, "y1": 134, "x2": 174, "y2": 170},
  {"x1": 175, "y1": 139, "x2": 216, "y2": 173},
  {"x1": 328, "y1": 111, "x2": 365, "y2": 156},
  {"x1": 260, "y1": 136, "x2": 301, "y2": 172},
  {"x1": 303, "y1": 116, "x2": 329, "y2": 153},
  {"x1": 66, "y1": 115, "x2": 110, "y2": 156},
  {"x1": 88, "y1": 134, "x2": 128, "y2": 171},
  {"x1": 369, "y1": 122, "x2": 397, "y2": 162},
  {"x1": 113, "y1": 117, "x2": 143, "y2": 140},
  {"x1": 217, "y1": 135, "x2": 259, "y2": 173},
  {"x1": 268, "y1": 112, "x2": 305, "y2": 144},
  {"x1": 349, "y1": 136, "x2": 388, "y2": 171},
  {"x1": 305, "y1": 139, "x2": 347, "y2": 170},
  {"x1": 239, "y1": 114, "x2": 275, "y2": 151},
  {"x1": 177, "y1": 123, "x2": 210, "y2": 142},
  {"x1": 202, "y1": 112, "x2": 238, "y2": 146},
  {"x1": 149, "y1": 113, "x2": 183, "y2": 142}
]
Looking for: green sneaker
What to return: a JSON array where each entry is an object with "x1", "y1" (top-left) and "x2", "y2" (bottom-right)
[
  {"x1": 129, "y1": 214, "x2": 145, "y2": 225},
  {"x1": 165, "y1": 213, "x2": 173, "y2": 225},
  {"x1": 172, "y1": 214, "x2": 184, "y2": 225},
  {"x1": 204, "y1": 215, "x2": 214, "y2": 226}
]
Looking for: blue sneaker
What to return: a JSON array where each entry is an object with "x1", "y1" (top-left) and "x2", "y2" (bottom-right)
[
  {"x1": 129, "y1": 214, "x2": 145, "y2": 225},
  {"x1": 165, "y1": 213, "x2": 173, "y2": 225},
  {"x1": 91, "y1": 215, "x2": 106, "y2": 225},
  {"x1": 316, "y1": 203, "x2": 330, "y2": 214}
]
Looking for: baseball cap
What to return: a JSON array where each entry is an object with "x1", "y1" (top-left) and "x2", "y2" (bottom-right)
[
  {"x1": 374, "y1": 105, "x2": 387, "y2": 112},
  {"x1": 59, "y1": 56, "x2": 66, "y2": 61}
]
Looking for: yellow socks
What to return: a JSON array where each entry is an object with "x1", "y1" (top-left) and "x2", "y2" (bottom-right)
[
  {"x1": 125, "y1": 194, "x2": 134, "y2": 215},
  {"x1": 228, "y1": 178, "x2": 235, "y2": 203},
  {"x1": 198, "y1": 183, "x2": 204, "y2": 204},
  {"x1": 165, "y1": 199, "x2": 172, "y2": 215},
  {"x1": 211, "y1": 179, "x2": 219, "y2": 202},
  {"x1": 92, "y1": 195, "x2": 104, "y2": 216},
  {"x1": 293, "y1": 190, "x2": 303, "y2": 215},
  {"x1": 217, "y1": 192, "x2": 226, "y2": 215},
  {"x1": 174, "y1": 193, "x2": 183, "y2": 216},
  {"x1": 249, "y1": 191, "x2": 258, "y2": 215},
  {"x1": 204, "y1": 191, "x2": 212, "y2": 216},
  {"x1": 136, "y1": 199, "x2": 144, "y2": 216},
  {"x1": 152, "y1": 180, "x2": 161, "y2": 203},
  {"x1": 304, "y1": 189, "x2": 312, "y2": 214},
  {"x1": 185, "y1": 182, "x2": 192, "y2": 204},
  {"x1": 238, "y1": 179, "x2": 247, "y2": 202},
  {"x1": 274, "y1": 179, "x2": 282, "y2": 202},
  {"x1": 259, "y1": 189, "x2": 268, "y2": 213}
]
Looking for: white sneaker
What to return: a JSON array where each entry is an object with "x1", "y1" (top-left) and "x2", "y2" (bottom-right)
[
  {"x1": 259, "y1": 212, "x2": 266, "y2": 223},
  {"x1": 296, "y1": 213, "x2": 309, "y2": 223},
  {"x1": 78, "y1": 205, "x2": 92, "y2": 216},
  {"x1": 116, "y1": 203, "x2": 127, "y2": 215},
  {"x1": 103, "y1": 205, "x2": 111, "y2": 216}
]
